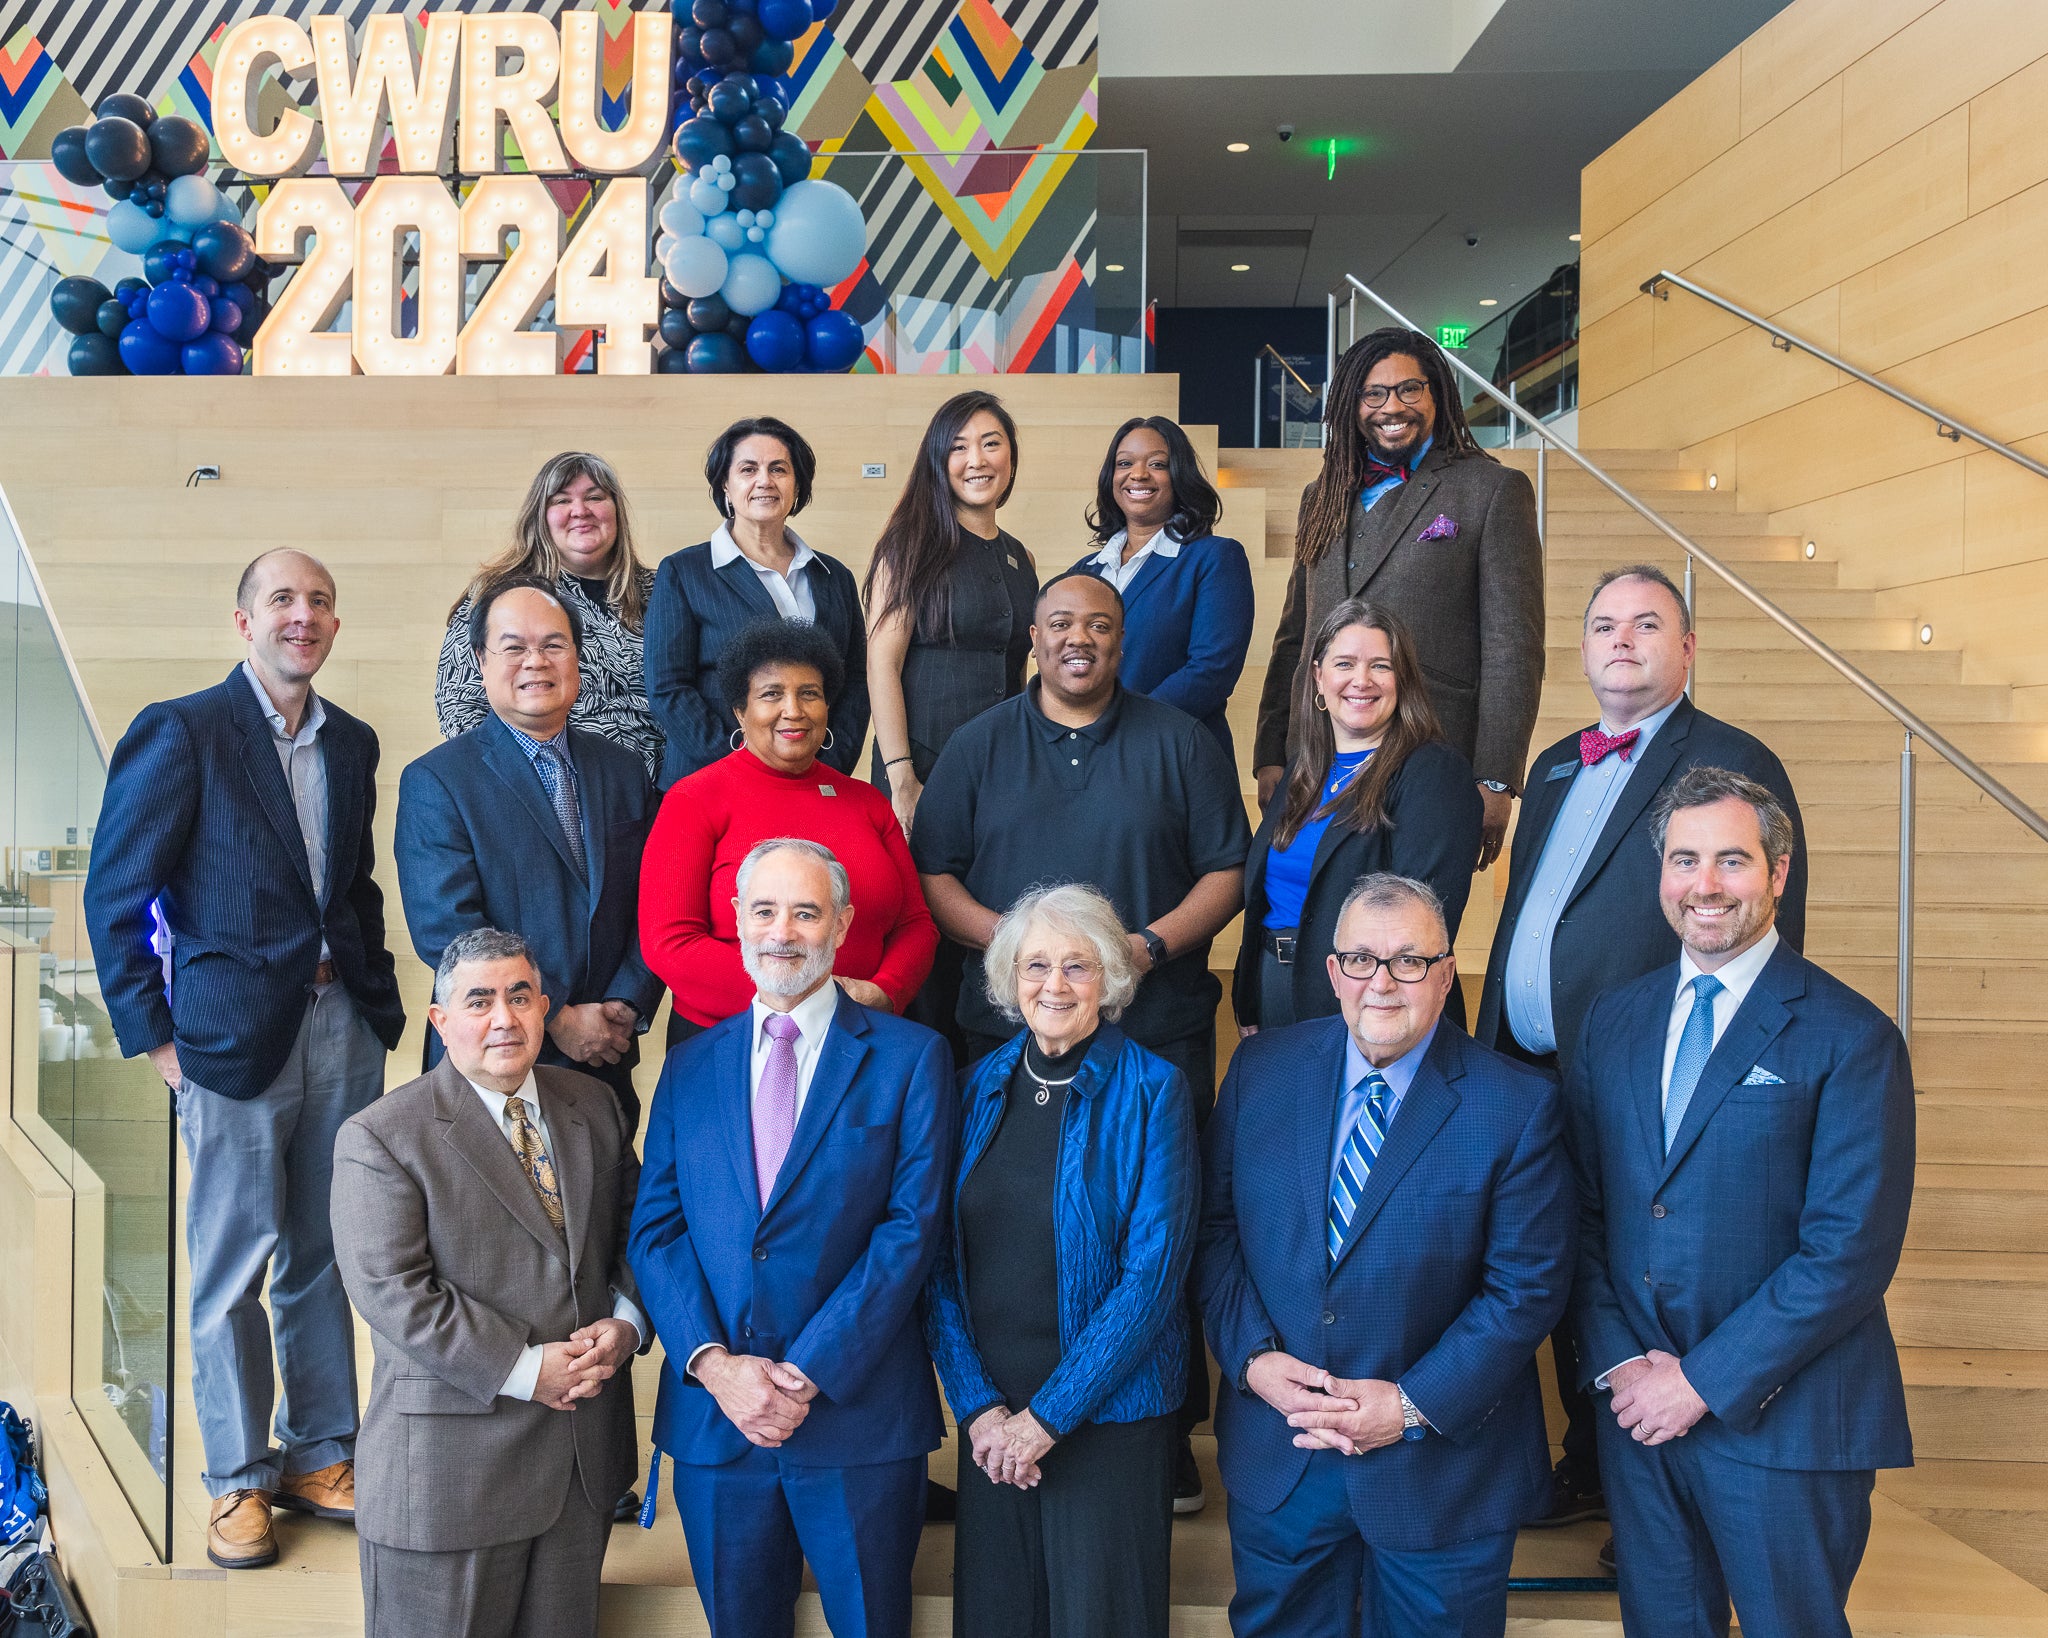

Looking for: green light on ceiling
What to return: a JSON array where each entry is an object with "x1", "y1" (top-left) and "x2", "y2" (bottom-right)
[
  {"x1": 1309, "y1": 136, "x2": 1366, "y2": 180},
  {"x1": 1436, "y1": 324, "x2": 1470, "y2": 351}
]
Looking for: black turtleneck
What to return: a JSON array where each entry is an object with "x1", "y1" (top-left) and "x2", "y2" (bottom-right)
[{"x1": 959, "y1": 1028, "x2": 1099, "y2": 1413}]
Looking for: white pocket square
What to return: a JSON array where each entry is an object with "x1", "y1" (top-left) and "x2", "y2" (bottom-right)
[{"x1": 1741, "y1": 1066, "x2": 1786, "y2": 1086}]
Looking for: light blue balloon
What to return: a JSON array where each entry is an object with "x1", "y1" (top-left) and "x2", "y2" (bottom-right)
[
  {"x1": 689, "y1": 175, "x2": 728, "y2": 215},
  {"x1": 658, "y1": 197, "x2": 705, "y2": 240},
  {"x1": 706, "y1": 214, "x2": 746, "y2": 252},
  {"x1": 165, "y1": 173, "x2": 224, "y2": 228},
  {"x1": 209, "y1": 190, "x2": 245, "y2": 225},
  {"x1": 720, "y1": 250, "x2": 782, "y2": 316},
  {"x1": 763, "y1": 179, "x2": 866, "y2": 288},
  {"x1": 664, "y1": 235, "x2": 730, "y2": 299},
  {"x1": 106, "y1": 198, "x2": 159, "y2": 254}
]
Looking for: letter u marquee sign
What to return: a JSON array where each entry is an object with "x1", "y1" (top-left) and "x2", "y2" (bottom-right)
[{"x1": 217, "y1": 12, "x2": 672, "y2": 376}]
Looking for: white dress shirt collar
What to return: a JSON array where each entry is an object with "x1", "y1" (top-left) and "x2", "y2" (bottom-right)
[
  {"x1": 466, "y1": 1069, "x2": 548, "y2": 1146},
  {"x1": 1674, "y1": 923, "x2": 1780, "y2": 1012},
  {"x1": 711, "y1": 522, "x2": 816, "y2": 577},
  {"x1": 1087, "y1": 526, "x2": 1181, "y2": 594},
  {"x1": 748, "y1": 979, "x2": 843, "y2": 1118},
  {"x1": 241, "y1": 658, "x2": 327, "y2": 745},
  {"x1": 1597, "y1": 688, "x2": 1683, "y2": 748}
]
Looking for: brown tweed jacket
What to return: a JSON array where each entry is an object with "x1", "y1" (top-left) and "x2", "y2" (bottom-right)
[{"x1": 1252, "y1": 443, "x2": 1545, "y2": 792}]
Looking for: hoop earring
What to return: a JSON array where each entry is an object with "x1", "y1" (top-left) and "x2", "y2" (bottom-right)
[
  {"x1": 821, "y1": 728, "x2": 836, "y2": 751},
  {"x1": 729, "y1": 727, "x2": 744, "y2": 750},
  {"x1": 1313, "y1": 694, "x2": 1330, "y2": 712}
]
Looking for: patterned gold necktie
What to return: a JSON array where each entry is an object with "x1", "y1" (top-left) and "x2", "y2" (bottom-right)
[{"x1": 505, "y1": 1095, "x2": 564, "y2": 1231}]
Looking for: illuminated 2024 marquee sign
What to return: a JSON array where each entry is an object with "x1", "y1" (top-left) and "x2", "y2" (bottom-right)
[{"x1": 218, "y1": 12, "x2": 675, "y2": 376}]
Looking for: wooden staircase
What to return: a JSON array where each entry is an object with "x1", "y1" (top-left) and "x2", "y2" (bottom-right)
[{"x1": 1213, "y1": 442, "x2": 2048, "y2": 1594}]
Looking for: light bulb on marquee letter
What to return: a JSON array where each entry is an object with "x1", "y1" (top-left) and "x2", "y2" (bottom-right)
[
  {"x1": 556, "y1": 177, "x2": 659, "y2": 375},
  {"x1": 312, "y1": 14, "x2": 460, "y2": 176},
  {"x1": 459, "y1": 177, "x2": 564, "y2": 376},
  {"x1": 252, "y1": 179, "x2": 356, "y2": 376},
  {"x1": 559, "y1": 12, "x2": 674, "y2": 176},
  {"x1": 458, "y1": 16, "x2": 569, "y2": 175},
  {"x1": 353, "y1": 177, "x2": 463, "y2": 377},
  {"x1": 214, "y1": 18, "x2": 319, "y2": 177}
]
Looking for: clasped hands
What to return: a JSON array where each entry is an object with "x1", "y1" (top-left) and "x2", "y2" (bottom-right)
[
  {"x1": 532, "y1": 1317, "x2": 638, "y2": 1411},
  {"x1": 1248, "y1": 1350, "x2": 1405, "y2": 1457},
  {"x1": 697, "y1": 1346, "x2": 818, "y2": 1448},
  {"x1": 967, "y1": 1407, "x2": 1055, "y2": 1489},
  {"x1": 548, "y1": 1000, "x2": 638, "y2": 1068},
  {"x1": 1605, "y1": 1350, "x2": 1707, "y2": 1445}
]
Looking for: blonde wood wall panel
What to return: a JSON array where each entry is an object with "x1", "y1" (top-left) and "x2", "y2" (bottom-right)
[{"x1": 1580, "y1": 0, "x2": 2048, "y2": 693}]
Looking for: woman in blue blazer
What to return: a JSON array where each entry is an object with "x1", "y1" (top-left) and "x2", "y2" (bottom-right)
[
  {"x1": 924, "y1": 883, "x2": 1196, "y2": 1638},
  {"x1": 1070, "y1": 416, "x2": 1254, "y2": 763},
  {"x1": 643, "y1": 416, "x2": 870, "y2": 786}
]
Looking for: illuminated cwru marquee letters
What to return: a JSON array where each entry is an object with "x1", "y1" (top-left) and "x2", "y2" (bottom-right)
[{"x1": 217, "y1": 10, "x2": 671, "y2": 376}]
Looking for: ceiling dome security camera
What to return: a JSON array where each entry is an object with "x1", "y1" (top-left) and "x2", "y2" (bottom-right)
[{"x1": 1277, "y1": 124, "x2": 1294, "y2": 143}]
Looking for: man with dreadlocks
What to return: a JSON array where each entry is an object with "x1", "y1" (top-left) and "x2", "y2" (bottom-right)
[{"x1": 1252, "y1": 327, "x2": 1545, "y2": 872}]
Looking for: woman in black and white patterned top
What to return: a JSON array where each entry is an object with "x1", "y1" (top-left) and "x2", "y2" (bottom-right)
[{"x1": 436, "y1": 451, "x2": 664, "y2": 778}]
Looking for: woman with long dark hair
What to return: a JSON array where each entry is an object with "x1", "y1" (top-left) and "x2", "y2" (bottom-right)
[
  {"x1": 1069, "y1": 415, "x2": 1254, "y2": 762},
  {"x1": 865, "y1": 390, "x2": 1037, "y2": 839},
  {"x1": 1234, "y1": 597, "x2": 1482, "y2": 1033}
]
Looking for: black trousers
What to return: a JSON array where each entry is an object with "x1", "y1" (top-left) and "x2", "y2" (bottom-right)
[
  {"x1": 963, "y1": 1026, "x2": 1218, "y2": 1437},
  {"x1": 952, "y1": 1414, "x2": 1175, "y2": 1638}
]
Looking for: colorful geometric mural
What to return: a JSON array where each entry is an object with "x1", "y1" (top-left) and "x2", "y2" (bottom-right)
[{"x1": 0, "y1": 0, "x2": 1124, "y2": 377}]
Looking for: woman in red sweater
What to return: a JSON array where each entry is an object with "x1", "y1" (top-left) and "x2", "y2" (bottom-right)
[{"x1": 642, "y1": 618, "x2": 938, "y2": 1034}]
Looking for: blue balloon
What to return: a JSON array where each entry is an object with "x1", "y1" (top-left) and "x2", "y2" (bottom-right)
[
  {"x1": 106, "y1": 198, "x2": 159, "y2": 253},
  {"x1": 182, "y1": 332, "x2": 244, "y2": 375},
  {"x1": 719, "y1": 250, "x2": 782, "y2": 315},
  {"x1": 68, "y1": 332, "x2": 127, "y2": 376},
  {"x1": 763, "y1": 178, "x2": 866, "y2": 287},
  {"x1": 809, "y1": 0, "x2": 835, "y2": 21},
  {"x1": 166, "y1": 172, "x2": 224, "y2": 227},
  {"x1": 768, "y1": 130, "x2": 811, "y2": 185},
  {"x1": 118, "y1": 318, "x2": 183, "y2": 375},
  {"x1": 745, "y1": 308, "x2": 805, "y2": 371},
  {"x1": 207, "y1": 297, "x2": 244, "y2": 335},
  {"x1": 749, "y1": 37, "x2": 795, "y2": 76},
  {"x1": 805, "y1": 307, "x2": 863, "y2": 371},
  {"x1": 728, "y1": 150, "x2": 782, "y2": 211},
  {"x1": 759, "y1": 0, "x2": 812, "y2": 40},
  {"x1": 664, "y1": 234, "x2": 730, "y2": 298},
  {"x1": 146, "y1": 280, "x2": 210, "y2": 341},
  {"x1": 672, "y1": 116, "x2": 735, "y2": 171},
  {"x1": 686, "y1": 331, "x2": 746, "y2": 372},
  {"x1": 689, "y1": 173, "x2": 730, "y2": 215},
  {"x1": 706, "y1": 213, "x2": 746, "y2": 251},
  {"x1": 707, "y1": 79, "x2": 752, "y2": 121}
]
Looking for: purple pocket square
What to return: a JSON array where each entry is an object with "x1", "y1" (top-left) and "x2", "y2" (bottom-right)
[{"x1": 1417, "y1": 514, "x2": 1459, "y2": 542}]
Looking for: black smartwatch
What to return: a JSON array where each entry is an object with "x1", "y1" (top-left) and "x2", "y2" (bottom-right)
[{"x1": 1140, "y1": 927, "x2": 1169, "y2": 968}]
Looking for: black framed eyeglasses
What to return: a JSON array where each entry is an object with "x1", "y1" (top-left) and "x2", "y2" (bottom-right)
[
  {"x1": 1359, "y1": 378, "x2": 1430, "y2": 409},
  {"x1": 1332, "y1": 949, "x2": 1451, "y2": 983}
]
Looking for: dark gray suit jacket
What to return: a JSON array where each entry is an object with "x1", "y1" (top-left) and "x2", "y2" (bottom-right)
[
  {"x1": 1253, "y1": 443, "x2": 1545, "y2": 791},
  {"x1": 332, "y1": 1059, "x2": 641, "y2": 1554}
]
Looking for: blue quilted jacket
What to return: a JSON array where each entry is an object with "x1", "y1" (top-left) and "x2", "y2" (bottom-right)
[{"x1": 922, "y1": 1026, "x2": 1197, "y2": 1436}]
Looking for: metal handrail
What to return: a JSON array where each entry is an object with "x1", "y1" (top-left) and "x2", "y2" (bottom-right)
[
  {"x1": 1643, "y1": 270, "x2": 2048, "y2": 483},
  {"x1": 1335, "y1": 270, "x2": 2048, "y2": 1043},
  {"x1": 1253, "y1": 344, "x2": 1326, "y2": 450},
  {"x1": 1259, "y1": 343, "x2": 1316, "y2": 399}
]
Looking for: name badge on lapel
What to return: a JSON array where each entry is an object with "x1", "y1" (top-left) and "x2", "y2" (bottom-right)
[
  {"x1": 818, "y1": 784, "x2": 836, "y2": 796},
  {"x1": 1545, "y1": 760, "x2": 1579, "y2": 783}
]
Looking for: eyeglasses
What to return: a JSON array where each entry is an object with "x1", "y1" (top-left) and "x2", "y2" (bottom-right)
[
  {"x1": 1332, "y1": 950, "x2": 1451, "y2": 983},
  {"x1": 487, "y1": 639, "x2": 574, "y2": 662},
  {"x1": 1359, "y1": 379, "x2": 1430, "y2": 409},
  {"x1": 1018, "y1": 958, "x2": 1103, "y2": 985}
]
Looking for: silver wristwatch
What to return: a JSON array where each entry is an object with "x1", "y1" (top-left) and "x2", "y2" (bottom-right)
[
  {"x1": 1477, "y1": 779, "x2": 1510, "y2": 793},
  {"x1": 1397, "y1": 1386, "x2": 1427, "y2": 1441}
]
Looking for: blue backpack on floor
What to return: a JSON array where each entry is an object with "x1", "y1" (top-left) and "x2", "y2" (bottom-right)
[{"x1": 0, "y1": 1406, "x2": 44, "y2": 1547}]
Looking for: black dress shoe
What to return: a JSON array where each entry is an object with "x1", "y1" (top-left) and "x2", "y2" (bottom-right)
[
  {"x1": 1597, "y1": 1534, "x2": 1616, "y2": 1574},
  {"x1": 1172, "y1": 1437, "x2": 1205, "y2": 1516},
  {"x1": 612, "y1": 1490, "x2": 640, "y2": 1525},
  {"x1": 925, "y1": 1481, "x2": 957, "y2": 1522},
  {"x1": 1526, "y1": 1465, "x2": 1607, "y2": 1528}
]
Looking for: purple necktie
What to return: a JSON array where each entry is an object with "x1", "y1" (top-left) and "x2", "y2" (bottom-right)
[{"x1": 753, "y1": 1012, "x2": 801, "y2": 1205}]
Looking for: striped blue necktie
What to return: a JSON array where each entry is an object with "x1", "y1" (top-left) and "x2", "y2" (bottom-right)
[
  {"x1": 1328, "y1": 1070, "x2": 1391, "y2": 1263},
  {"x1": 532, "y1": 742, "x2": 587, "y2": 874},
  {"x1": 1663, "y1": 973, "x2": 1723, "y2": 1153}
]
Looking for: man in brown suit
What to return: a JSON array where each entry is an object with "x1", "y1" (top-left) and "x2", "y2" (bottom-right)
[
  {"x1": 332, "y1": 926, "x2": 643, "y2": 1638},
  {"x1": 1253, "y1": 327, "x2": 1545, "y2": 868}
]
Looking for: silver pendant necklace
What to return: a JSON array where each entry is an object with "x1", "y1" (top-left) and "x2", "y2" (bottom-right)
[{"x1": 1025, "y1": 1047, "x2": 1080, "y2": 1106}]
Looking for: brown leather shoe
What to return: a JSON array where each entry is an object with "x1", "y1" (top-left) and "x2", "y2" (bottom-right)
[
  {"x1": 207, "y1": 1489, "x2": 278, "y2": 1569},
  {"x1": 276, "y1": 1460, "x2": 355, "y2": 1520}
]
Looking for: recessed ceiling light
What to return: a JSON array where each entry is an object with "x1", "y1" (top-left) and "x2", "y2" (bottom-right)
[
  {"x1": 1568, "y1": 232, "x2": 1582, "y2": 242},
  {"x1": 1226, "y1": 142, "x2": 1249, "y2": 153},
  {"x1": 1804, "y1": 540, "x2": 1817, "y2": 558},
  {"x1": 1479, "y1": 298, "x2": 1498, "y2": 307},
  {"x1": 1105, "y1": 263, "x2": 1124, "y2": 272},
  {"x1": 1708, "y1": 473, "x2": 1719, "y2": 489},
  {"x1": 1231, "y1": 263, "x2": 1250, "y2": 272},
  {"x1": 1919, "y1": 623, "x2": 1935, "y2": 644}
]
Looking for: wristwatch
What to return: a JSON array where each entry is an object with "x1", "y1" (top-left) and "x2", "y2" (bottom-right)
[
  {"x1": 1477, "y1": 779, "x2": 1511, "y2": 794},
  {"x1": 1140, "y1": 927, "x2": 1169, "y2": 968},
  {"x1": 1397, "y1": 1386, "x2": 1428, "y2": 1442}
]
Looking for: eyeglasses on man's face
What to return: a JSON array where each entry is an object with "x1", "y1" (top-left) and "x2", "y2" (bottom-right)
[
  {"x1": 1331, "y1": 949, "x2": 1451, "y2": 983},
  {"x1": 1359, "y1": 379, "x2": 1431, "y2": 410}
]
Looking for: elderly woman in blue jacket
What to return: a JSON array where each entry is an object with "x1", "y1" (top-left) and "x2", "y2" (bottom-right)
[{"x1": 924, "y1": 882, "x2": 1197, "y2": 1638}]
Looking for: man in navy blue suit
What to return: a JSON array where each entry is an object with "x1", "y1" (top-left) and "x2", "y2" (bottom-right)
[
  {"x1": 396, "y1": 577, "x2": 664, "y2": 1132},
  {"x1": 85, "y1": 549, "x2": 405, "y2": 1569},
  {"x1": 1198, "y1": 871, "x2": 1573, "y2": 1637},
  {"x1": 629, "y1": 837, "x2": 954, "y2": 1638},
  {"x1": 1567, "y1": 767, "x2": 1914, "y2": 1638}
]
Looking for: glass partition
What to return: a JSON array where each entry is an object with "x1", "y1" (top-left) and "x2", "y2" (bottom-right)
[{"x1": 0, "y1": 485, "x2": 173, "y2": 1559}]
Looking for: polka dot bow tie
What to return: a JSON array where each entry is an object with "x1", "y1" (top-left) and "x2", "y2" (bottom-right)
[{"x1": 1579, "y1": 726, "x2": 1640, "y2": 767}]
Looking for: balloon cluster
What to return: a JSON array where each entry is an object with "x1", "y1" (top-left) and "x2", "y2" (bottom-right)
[
  {"x1": 47, "y1": 93, "x2": 266, "y2": 376},
  {"x1": 656, "y1": 0, "x2": 868, "y2": 373}
]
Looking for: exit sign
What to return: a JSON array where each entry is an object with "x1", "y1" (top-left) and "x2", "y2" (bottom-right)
[{"x1": 1436, "y1": 324, "x2": 1470, "y2": 350}]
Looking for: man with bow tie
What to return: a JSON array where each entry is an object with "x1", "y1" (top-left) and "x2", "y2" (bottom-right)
[
  {"x1": 628, "y1": 837, "x2": 954, "y2": 1638},
  {"x1": 1473, "y1": 562, "x2": 1806, "y2": 1533},
  {"x1": 1564, "y1": 768, "x2": 1914, "y2": 1638}
]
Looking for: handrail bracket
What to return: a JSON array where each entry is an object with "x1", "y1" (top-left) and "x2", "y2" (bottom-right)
[{"x1": 1640, "y1": 274, "x2": 1670, "y2": 300}]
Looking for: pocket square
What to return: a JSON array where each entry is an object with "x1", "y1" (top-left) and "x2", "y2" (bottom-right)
[
  {"x1": 1417, "y1": 513, "x2": 1459, "y2": 542},
  {"x1": 1741, "y1": 1065, "x2": 1786, "y2": 1086}
]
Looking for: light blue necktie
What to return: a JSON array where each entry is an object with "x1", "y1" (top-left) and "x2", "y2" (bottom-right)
[
  {"x1": 532, "y1": 741, "x2": 587, "y2": 874},
  {"x1": 1328, "y1": 1070, "x2": 1391, "y2": 1263},
  {"x1": 1663, "y1": 974, "x2": 1724, "y2": 1153}
]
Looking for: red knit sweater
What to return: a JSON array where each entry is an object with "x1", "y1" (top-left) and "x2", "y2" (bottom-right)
[{"x1": 641, "y1": 748, "x2": 939, "y2": 1027}]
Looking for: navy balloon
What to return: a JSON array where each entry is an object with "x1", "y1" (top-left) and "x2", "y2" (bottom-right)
[
  {"x1": 686, "y1": 331, "x2": 746, "y2": 372},
  {"x1": 757, "y1": 93, "x2": 788, "y2": 131},
  {"x1": 687, "y1": 293, "x2": 733, "y2": 331},
  {"x1": 745, "y1": 309, "x2": 805, "y2": 371},
  {"x1": 768, "y1": 130, "x2": 811, "y2": 185},
  {"x1": 699, "y1": 26, "x2": 737, "y2": 64},
  {"x1": 143, "y1": 200, "x2": 164, "y2": 218},
  {"x1": 146, "y1": 281, "x2": 210, "y2": 342},
  {"x1": 809, "y1": 0, "x2": 835, "y2": 20},
  {"x1": 68, "y1": 332, "x2": 126, "y2": 376},
  {"x1": 707, "y1": 80, "x2": 752, "y2": 121},
  {"x1": 192, "y1": 220, "x2": 257, "y2": 282},
  {"x1": 208, "y1": 297, "x2": 244, "y2": 336},
  {"x1": 725, "y1": 311, "x2": 753, "y2": 340},
  {"x1": 759, "y1": 0, "x2": 812, "y2": 39},
  {"x1": 729, "y1": 15, "x2": 764, "y2": 56},
  {"x1": 727, "y1": 151, "x2": 783, "y2": 210},
  {"x1": 118, "y1": 319, "x2": 182, "y2": 375},
  {"x1": 51, "y1": 276, "x2": 114, "y2": 335},
  {"x1": 657, "y1": 343, "x2": 692, "y2": 373},
  {"x1": 147, "y1": 115, "x2": 210, "y2": 178},
  {"x1": 218, "y1": 281, "x2": 254, "y2": 312},
  {"x1": 85, "y1": 116, "x2": 152, "y2": 181},
  {"x1": 658, "y1": 307, "x2": 694, "y2": 349},
  {"x1": 805, "y1": 308, "x2": 864, "y2": 371},
  {"x1": 96, "y1": 299, "x2": 129, "y2": 339},
  {"x1": 182, "y1": 333, "x2": 244, "y2": 376},
  {"x1": 105, "y1": 177, "x2": 136, "y2": 201},
  {"x1": 673, "y1": 116, "x2": 734, "y2": 170},
  {"x1": 659, "y1": 277, "x2": 688, "y2": 308},
  {"x1": 50, "y1": 126, "x2": 102, "y2": 186},
  {"x1": 95, "y1": 92, "x2": 155, "y2": 127},
  {"x1": 749, "y1": 38, "x2": 795, "y2": 76},
  {"x1": 693, "y1": 0, "x2": 727, "y2": 22},
  {"x1": 732, "y1": 113, "x2": 774, "y2": 153}
]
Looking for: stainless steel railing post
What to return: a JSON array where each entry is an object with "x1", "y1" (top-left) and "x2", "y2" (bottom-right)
[
  {"x1": 1683, "y1": 554, "x2": 1696, "y2": 698},
  {"x1": 1535, "y1": 442, "x2": 1547, "y2": 552},
  {"x1": 1252, "y1": 355, "x2": 1262, "y2": 450},
  {"x1": 1898, "y1": 729, "x2": 1916, "y2": 1048}
]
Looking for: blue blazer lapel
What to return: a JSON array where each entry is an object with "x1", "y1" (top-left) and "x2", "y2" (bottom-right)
[
  {"x1": 1658, "y1": 942, "x2": 1803, "y2": 1185},
  {"x1": 227, "y1": 674, "x2": 317, "y2": 901},
  {"x1": 1628, "y1": 971, "x2": 1675, "y2": 1164},
  {"x1": 1296, "y1": 1019, "x2": 1350, "y2": 1243},
  {"x1": 1566, "y1": 699, "x2": 1696, "y2": 915},
  {"x1": 1118, "y1": 546, "x2": 1173, "y2": 610},
  {"x1": 318, "y1": 718, "x2": 361, "y2": 912},
  {"x1": 479, "y1": 718, "x2": 584, "y2": 880},
  {"x1": 570, "y1": 729, "x2": 608, "y2": 910},
  {"x1": 716, "y1": 553, "x2": 779, "y2": 619},
  {"x1": 716, "y1": 1013, "x2": 765, "y2": 1221},
  {"x1": 764, "y1": 991, "x2": 871, "y2": 1218},
  {"x1": 1330, "y1": 1029, "x2": 1462, "y2": 1275}
]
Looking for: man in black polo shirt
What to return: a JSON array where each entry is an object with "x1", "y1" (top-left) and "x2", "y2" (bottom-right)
[{"x1": 913, "y1": 571, "x2": 1250, "y2": 1512}]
